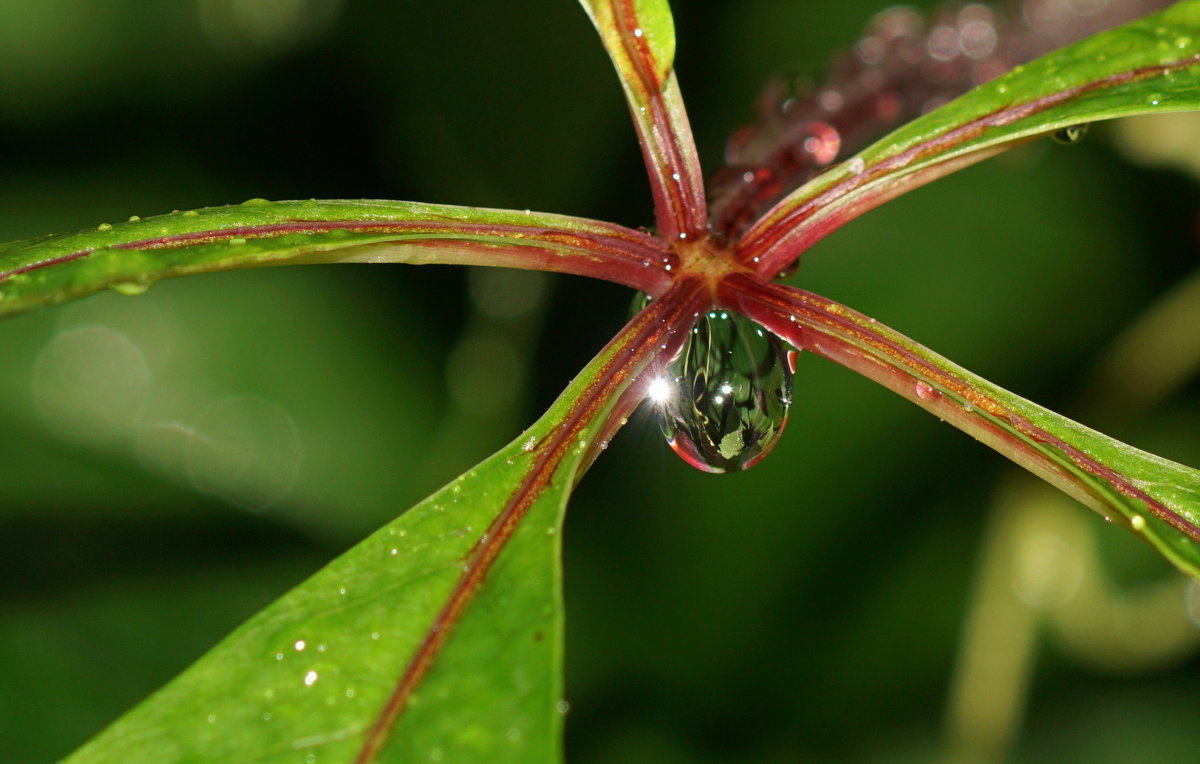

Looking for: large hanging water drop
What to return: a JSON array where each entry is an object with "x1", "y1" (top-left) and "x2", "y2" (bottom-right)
[{"x1": 650, "y1": 308, "x2": 795, "y2": 473}]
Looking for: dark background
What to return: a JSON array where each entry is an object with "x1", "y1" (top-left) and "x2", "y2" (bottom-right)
[{"x1": 1, "y1": 0, "x2": 1198, "y2": 761}]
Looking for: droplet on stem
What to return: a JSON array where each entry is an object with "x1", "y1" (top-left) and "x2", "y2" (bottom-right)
[{"x1": 651, "y1": 310, "x2": 795, "y2": 473}]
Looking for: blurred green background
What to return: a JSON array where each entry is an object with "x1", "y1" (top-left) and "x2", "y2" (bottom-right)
[{"x1": 1, "y1": 0, "x2": 1198, "y2": 761}]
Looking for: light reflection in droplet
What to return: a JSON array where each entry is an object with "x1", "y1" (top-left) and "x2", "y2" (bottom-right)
[
  {"x1": 304, "y1": 670, "x2": 319, "y2": 686},
  {"x1": 646, "y1": 376, "x2": 673, "y2": 405}
]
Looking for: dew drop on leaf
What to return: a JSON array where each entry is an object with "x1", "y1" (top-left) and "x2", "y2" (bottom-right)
[
  {"x1": 652, "y1": 310, "x2": 795, "y2": 473},
  {"x1": 1051, "y1": 123, "x2": 1088, "y2": 145},
  {"x1": 108, "y1": 279, "x2": 153, "y2": 297}
]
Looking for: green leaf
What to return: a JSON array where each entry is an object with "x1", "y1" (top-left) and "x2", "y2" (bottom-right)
[
  {"x1": 578, "y1": 0, "x2": 675, "y2": 85},
  {"x1": 729, "y1": 277, "x2": 1200, "y2": 580},
  {"x1": 737, "y1": 0, "x2": 1200, "y2": 274},
  {"x1": 65, "y1": 280, "x2": 706, "y2": 762},
  {"x1": 577, "y1": 0, "x2": 706, "y2": 238},
  {"x1": 0, "y1": 199, "x2": 670, "y2": 318}
]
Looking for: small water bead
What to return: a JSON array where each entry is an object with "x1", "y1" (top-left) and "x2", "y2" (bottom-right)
[
  {"x1": 775, "y1": 257, "x2": 800, "y2": 281},
  {"x1": 654, "y1": 310, "x2": 795, "y2": 473},
  {"x1": 108, "y1": 279, "x2": 153, "y2": 296},
  {"x1": 1051, "y1": 123, "x2": 1088, "y2": 145}
]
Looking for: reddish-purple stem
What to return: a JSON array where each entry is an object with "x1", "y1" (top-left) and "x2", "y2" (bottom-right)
[
  {"x1": 0, "y1": 218, "x2": 675, "y2": 295},
  {"x1": 735, "y1": 53, "x2": 1200, "y2": 278},
  {"x1": 721, "y1": 274, "x2": 1200, "y2": 542},
  {"x1": 610, "y1": 0, "x2": 708, "y2": 240},
  {"x1": 708, "y1": 0, "x2": 1174, "y2": 241}
]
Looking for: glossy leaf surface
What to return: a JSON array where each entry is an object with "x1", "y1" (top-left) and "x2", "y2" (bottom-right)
[
  {"x1": 0, "y1": 200, "x2": 671, "y2": 318},
  {"x1": 67, "y1": 281, "x2": 705, "y2": 762}
]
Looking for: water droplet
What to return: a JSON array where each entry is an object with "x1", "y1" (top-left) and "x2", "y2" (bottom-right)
[
  {"x1": 653, "y1": 311, "x2": 794, "y2": 473},
  {"x1": 1131, "y1": 514, "x2": 1146, "y2": 531},
  {"x1": 294, "y1": 640, "x2": 306, "y2": 651},
  {"x1": 127, "y1": 215, "x2": 141, "y2": 223},
  {"x1": 229, "y1": 237, "x2": 248, "y2": 246},
  {"x1": 108, "y1": 279, "x2": 153, "y2": 296},
  {"x1": 97, "y1": 223, "x2": 113, "y2": 232},
  {"x1": 775, "y1": 258, "x2": 800, "y2": 280},
  {"x1": 846, "y1": 156, "x2": 865, "y2": 175},
  {"x1": 304, "y1": 670, "x2": 319, "y2": 686},
  {"x1": 914, "y1": 381, "x2": 940, "y2": 401},
  {"x1": 1051, "y1": 124, "x2": 1088, "y2": 145},
  {"x1": 241, "y1": 197, "x2": 271, "y2": 206},
  {"x1": 556, "y1": 700, "x2": 570, "y2": 714},
  {"x1": 182, "y1": 209, "x2": 200, "y2": 218}
]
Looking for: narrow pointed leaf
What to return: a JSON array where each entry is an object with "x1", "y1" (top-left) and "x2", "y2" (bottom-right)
[
  {"x1": 0, "y1": 199, "x2": 672, "y2": 318},
  {"x1": 725, "y1": 276, "x2": 1200, "y2": 580},
  {"x1": 577, "y1": 0, "x2": 706, "y2": 238},
  {"x1": 66, "y1": 279, "x2": 705, "y2": 763},
  {"x1": 738, "y1": 0, "x2": 1200, "y2": 275}
]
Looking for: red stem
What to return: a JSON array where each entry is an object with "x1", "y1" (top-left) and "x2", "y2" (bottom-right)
[
  {"x1": 0, "y1": 217, "x2": 676, "y2": 295},
  {"x1": 734, "y1": 53, "x2": 1200, "y2": 277},
  {"x1": 610, "y1": 0, "x2": 708, "y2": 240},
  {"x1": 720, "y1": 275, "x2": 1200, "y2": 542}
]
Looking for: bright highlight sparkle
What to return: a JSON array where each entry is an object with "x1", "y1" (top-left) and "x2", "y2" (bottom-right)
[{"x1": 647, "y1": 376, "x2": 673, "y2": 405}]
